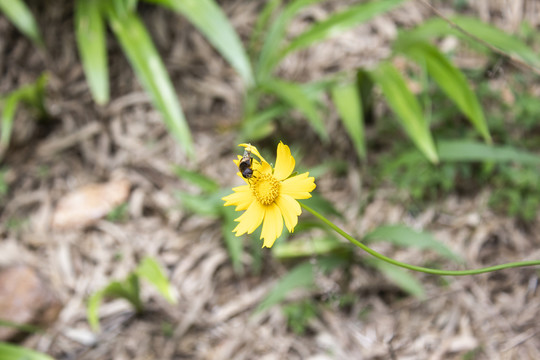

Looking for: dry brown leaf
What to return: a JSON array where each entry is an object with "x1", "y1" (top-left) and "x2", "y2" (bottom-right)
[
  {"x1": 0, "y1": 266, "x2": 62, "y2": 340},
  {"x1": 51, "y1": 179, "x2": 131, "y2": 230}
]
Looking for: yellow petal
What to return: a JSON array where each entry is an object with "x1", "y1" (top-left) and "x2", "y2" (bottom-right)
[
  {"x1": 273, "y1": 141, "x2": 295, "y2": 181},
  {"x1": 222, "y1": 185, "x2": 253, "y2": 210},
  {"x1": 233, "y1": 201, "x2": 265, "y2": 236},
  {"x1": 281, "y1": 172, "x2": 316, "y2": 199},
  {"x1": 258, "y1": 161, "x2": 273, "y2": 175},
  {"x1": 239, "y1": 143, "x2": 266, "y2": 163},
  {"x1": 276, "y1": 194, "x2": 301, "y2": 232},
  {"x1": 260, "y1": 204, "x2": 283, "y2": 248}
]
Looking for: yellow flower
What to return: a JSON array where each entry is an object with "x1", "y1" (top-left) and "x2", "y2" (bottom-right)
[{"x1": 222, "y1": 142, "x2": 316, "y2": 248}]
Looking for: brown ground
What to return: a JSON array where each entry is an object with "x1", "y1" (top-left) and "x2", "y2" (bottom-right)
[{"x1": 1, "y1": 0, "x2": 540, "y2": 359}]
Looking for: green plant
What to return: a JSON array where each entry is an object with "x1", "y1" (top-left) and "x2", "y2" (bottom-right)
[
  {"x1": 87, "y1": 256, "x2": 177, "y2": 332},
  {"x1": 0, "y1": 73, "x2": 48, "y2": 159},
  {"x1": 241, "y1": 0, "x2": 407, "y2": 143},
  {"x1": 2, "y1": 0, "x2": 254, "y2": 156},
  {"x1": 0, "y1": 342, "x2": 53, "y2": 360},
  {"x1": 282, "y1": 300, "x2": 317, "y2": 334}
]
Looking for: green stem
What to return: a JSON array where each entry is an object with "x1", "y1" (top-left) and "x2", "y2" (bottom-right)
[{"x1": 300, "y1": 203, "x2": 540, "y2": 276}]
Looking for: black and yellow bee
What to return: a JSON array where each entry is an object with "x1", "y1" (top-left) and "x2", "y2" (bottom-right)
[{"x1": 238, "y1": 147, "x2": 254, "y2": 179}]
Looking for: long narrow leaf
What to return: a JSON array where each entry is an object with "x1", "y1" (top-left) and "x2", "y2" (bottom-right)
[
  {"x1": 256, "y1": 0, "x2": 322, "y2": 80},
  {"x1": 0, "y1": 0, "x2": 43, "y2": 46},
  {"x1": 371, "y1": 62, "x2": 438, "y2": 163},
  {"x1": 0, "y1": 94, "x2": 19, "y2": 153},
  {"x1": 438, "y1": 140, "x2": 540, "y2": 164},
  {"x1": 249, "y1": 0, "x2": 282, "y2": 56},
  {"x1": 399, "y1": 16, "x2": 540, "y2": 69},
  {"x1": 144, "y1": 0, "x2": 253, "y2": 86},
  {"x1": 75, "y1": 0, "x2": 109, "y2": 104},
  {"x1": 0, "y1": 343, "x2": 54, "y2": 360},
  {"x1": 282, "y1": 0, "x2": 404, "y2": 58},
  {"x1": 261, "y1": 78, "x2": 328, "y2": 141},
  {"x1": 365, "y1": 258, "x2": 425, "y2": 298},
  {"x1": 363, "y1": 225, "x2": 463, "y2": 263},
  {"x1": 136, "y1": 257, "x2": 178, "y2": 304},
  {"x1": 105, "y1": 6, "x2": 193, "y2": 156},
  {"x1": 398, "y1": 41, "x2": 491, "y2": 143},
  {"x1": 255, "y1": 262, "x2": 315, "y2": 313},
  {"x1": 222, "y1": 206, "x2": 244, "y2": 274},
  {"x1": 331, "y1": 82, "x2": 366, "y2": 160}
]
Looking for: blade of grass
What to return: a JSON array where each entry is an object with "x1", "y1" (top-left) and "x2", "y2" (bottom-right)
[
  {"x1": 249, "y1": 0, "x2": 282, "y2": 56},
  {"x1": 398, "y1": 41, "x2": 491, "y2": 144},
  {"x1": 0, "y1": 94, "x2": 19, "y2": 154},
  {"x1": 172, "y1": 166, "x2": 219, "y2": 193},
  {"x1": 438, "y1": 140, "x2": 540, "y2": 164},
  {"x1": 331, "y1": 82, "x2": 366, "y2": 160},
  {"x1": 255, "y1": 262, "x2": 315, "y2": 313},
  {"x1": 104, "y1": 5, "x2": 193, "y2": 156},
  {"x1": 75, "y1": 0, "x2": 109, "y2": 105},
  {"x1": 365, "y1": 258, "x2": 426, "y2": 298},
  {"x1": 222, "y1": 206, "x2": 244, "y2": 274},
  {"x1": 144, "y1": 0, "x2": 254, "y2": 86},
  {"x1": 0, "y1": 0, "x2": 43, "y2": 46},
  {"x1": 261, "y1": 78, "x2": 328, "y2": 141},
  {"x1": 282, "y1": 0, "x2": 405, "y2": 58},
  {"x1": 399, "y1": 16, "x2": 540, "y2": 69},
  {"x1": 136, "y1": 257, "x2": 178, "y2": 304},
  {"x1": 256, "y1": 0, "x2": 322, "y2": 81},
  {"x1": 364, "y1": 225, "x2": 463, "y2": 263},
  {"x1": 0, "y1": 342, "x2": 54, "y2": 360},
  {"x1": 370, "y1": 62, "x2": 439, "y2": 163}
]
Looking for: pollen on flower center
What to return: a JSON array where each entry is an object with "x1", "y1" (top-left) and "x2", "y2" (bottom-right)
[{"x1": 251, "y1": 173, "x2": 280, "y2": 206}]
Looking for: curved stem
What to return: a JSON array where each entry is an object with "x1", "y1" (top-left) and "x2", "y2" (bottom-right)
[{"x1": 300, "y1": 203, "x2": 540, "y2": 276}]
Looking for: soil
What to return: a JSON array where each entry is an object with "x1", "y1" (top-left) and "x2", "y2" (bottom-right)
[{"x1": 1, "y1": 0, "x2": 540, "y2": 359}]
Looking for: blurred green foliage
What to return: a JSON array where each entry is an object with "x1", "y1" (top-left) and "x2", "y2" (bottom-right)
[
  {"x1": 87, "y1": 257, "x2": 177, "y2": 332},
  {"x1": 0, "y1": 342, "x2": 53, "y2": 360},
  {"x1": 0, "y1": 74, "x2": 48, "y2": 159}
]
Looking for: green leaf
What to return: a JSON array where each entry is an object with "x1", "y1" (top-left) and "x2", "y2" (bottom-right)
[
  {"x1": 452, "y1": 16, "x2": 540, "y2": 69},
  {"x1": 363, "y1": 225, "x2": 463, "y2": 263},
  {"x1": 255, "y1": 262, "x2": 315, "y2": 313},
  {"x1": 172, "y1": 166, "x2": 219, "y2": 193},
  {"x1": 75, "y1": 0, "x2": 109, "y2": 105},
  {"x1": 366, "y1": 258, "x2": 425, "y2": 298},
  {"x1": 0, "y1": 342, "x2": 54, "y2": 360},
  {"x1": 256, "y1": 0, "x2": 322, "y2": 80},
  {"x1": 0, "y1": 94, "x2": 19, "y2": 154},
  {"x1": 261, "y1": 78, "x2": 328, "y2": 141},
  {"x1": 87, "y1": 289, "x2": 105, "y2": 332},
  {"x1": 331, "y1": 82, "x2": 366, "y2": 160},
  {"x1": 104, "y1": 5, "x2": 193, "y2": 156},
  {"x1": 249, "y1": 0, "x2": 282, "y2": 56},
  {"x1": 87, "y1": 274, "x2": 142, "y2": 332},
  {"x1": 399, "y1": 16, "x2": 540, "y2": 69},
  {"x1": 136, "y1": 257, "x2": 178, "y2": 304},
  {"x1": 398, "y1": 41, "x2": 491, "y2": 144},
  {"x1": 370, "y1": 62, "x2": 439, "y2": 163},
  {"x1": 175, "y1": 190, "x2": 227, "y2": 217},
  {"x1": 222, "y1": 206, "x2": 244, "y2": 274},
  {"x1": 272, "y1": 236, "x2": 348, "y2": 259},
  {"x1": 144, "y1": 0, "x2": 254, "y2": 86},
  {"x1": 0, "y1": 0, "x2": 43, "y2": 46},
  {"x1": 438, "y1": 140, "x2": 540, "y2": 164},
  {"x1": 241, "y1": 103, "x2": 286, "y2": 141},
  {"x1": 282, "y1": 0, "x2": 405, "y2": 57},
  {"x1": 1, "y1": 73, "x2": 48, "y2": 157}
]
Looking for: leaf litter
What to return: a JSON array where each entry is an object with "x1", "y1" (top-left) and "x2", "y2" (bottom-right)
[{"x1": 1, "y1": 0, "x2": 540, "y2": 359}]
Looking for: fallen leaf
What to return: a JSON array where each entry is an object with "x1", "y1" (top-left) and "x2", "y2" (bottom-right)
[{"x1": 51, "y1": 179, "x2": 130, "y2": 230}]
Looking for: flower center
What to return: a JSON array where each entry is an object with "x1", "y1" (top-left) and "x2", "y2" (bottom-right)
[{"x1": 251, "y1": 173, "x2": 280, "y2": 206}]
